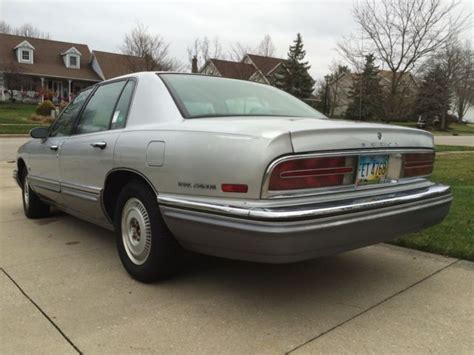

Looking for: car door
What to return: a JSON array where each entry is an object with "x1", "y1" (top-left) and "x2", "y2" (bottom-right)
[
  {"x1": 59, "y1": 79, "x2": 136, "y2": 222},
  {"x1": 27, "y1": 88, "x2": 94, "y2": 203}
]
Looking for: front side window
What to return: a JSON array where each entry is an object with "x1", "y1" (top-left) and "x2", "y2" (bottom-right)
[
  {"x1": 160, "y1": 74, "x2": 325, "y2": 119},
  {"x1": 75, "y1": 81, "x2": 126, "y2": 135},
  {"x1": 49, "y1": 88, "x2": 93, "y2": 137}
]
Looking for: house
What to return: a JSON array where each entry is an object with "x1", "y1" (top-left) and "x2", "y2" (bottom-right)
[
  {"x1": 199, "y1": 53, "x2": 288, "y2": 85},
  {"x1": 327, "y1": 70, "x2": 417, "y2": 117},
  {"x1": 198, "y1": 53, "x2": 318, "y2": 106},
  {"x1": 0, "y1": 33, "x2": 144, "y2": 103},
  {"x1": 91, "y1": 50, "x2": 146, "y2": 80}
]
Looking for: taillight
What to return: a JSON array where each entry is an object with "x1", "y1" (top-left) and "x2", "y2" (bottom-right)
[
  {"x1": 403, "y1": 152, "x2": 435, "y2": 177},
  {"x1": 268, "y1": 156, "x2": 354, "y2": 191},
  {"x1": 222, "y1": 184, "x2": 248, "y2": 193}
]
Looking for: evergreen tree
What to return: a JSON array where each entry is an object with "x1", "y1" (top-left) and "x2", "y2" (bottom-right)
[
  {"x1": 273, "y1": 33, "x2": 315, "y2": 99},
  {"x1": 345, "y1": 54, "x2": 383, "y2": 120},
  {"x1": 414, "y1": 64, "x2": 451, "y2": 128}
]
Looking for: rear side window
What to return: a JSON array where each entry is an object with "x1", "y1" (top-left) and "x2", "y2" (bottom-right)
[
  {"x1": 75, "y1": 81, "x2": 126, "y2": 135},
  {"x1": 50, "y1": 88, "x2": 93, "y2": 137},
  {"x1": 110, "y1": 80, "x2": 135, "y2": 130}
]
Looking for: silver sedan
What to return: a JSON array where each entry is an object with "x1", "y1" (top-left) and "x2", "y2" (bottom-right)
[{"x1": 14, "y1": 72, "x2": 452, "y2": 282}]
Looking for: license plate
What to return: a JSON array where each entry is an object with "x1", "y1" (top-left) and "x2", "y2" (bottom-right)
[{"x1": 356, "y1": 155, "x2": 389, "y2": 185}]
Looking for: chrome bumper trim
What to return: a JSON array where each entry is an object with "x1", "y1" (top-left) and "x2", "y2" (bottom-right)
[{"x1": 158, "y1": 184, "x2": 452, "y2": 221}]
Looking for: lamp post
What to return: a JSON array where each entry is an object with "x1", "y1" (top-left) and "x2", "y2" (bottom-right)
[{"x1": 324, "y1": 75, "x2": 330, "y2": 116}]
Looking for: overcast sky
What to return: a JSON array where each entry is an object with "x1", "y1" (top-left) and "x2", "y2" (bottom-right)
[{"x1": 1, "y1": 0, "x2": 472, "y2": 80}]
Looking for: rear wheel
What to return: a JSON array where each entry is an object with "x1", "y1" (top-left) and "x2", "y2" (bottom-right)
[
  {"x1": 21, "y1": 170, "x2": 50, "y2": 219},
  {"x1": 114, "y1": 180, "x2": 182, "y2": 282}
]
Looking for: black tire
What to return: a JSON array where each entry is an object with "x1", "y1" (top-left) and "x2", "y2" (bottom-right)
[
  {"x1": 114, "y1": 179, "x2": 182, "y2": 282},
  {"x1": 21, "y1": 170, "x2": 50, "y2": 219}
]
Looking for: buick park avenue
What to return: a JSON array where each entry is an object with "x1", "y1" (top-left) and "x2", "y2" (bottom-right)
[{"x1": 14, "y1": 73, "x2": 452, "y2": 282}]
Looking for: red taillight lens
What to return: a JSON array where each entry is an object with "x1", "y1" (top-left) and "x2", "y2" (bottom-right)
[
  {"x1": 222, "y1": 184, "x2": 248, "y2": 193},
  {"x1": 403, "y1": 152, "x2": 435, "y2": 177},
  {"x1": 268, "y1": 157, "x2": 353, "y2": 191}
]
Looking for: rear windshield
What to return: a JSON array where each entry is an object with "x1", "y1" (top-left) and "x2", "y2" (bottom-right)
[{"x1": 160, "y1": 74, "x2": 325, "y2": 119}]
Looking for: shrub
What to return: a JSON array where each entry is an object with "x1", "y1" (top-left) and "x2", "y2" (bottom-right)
[{"x1": 36, "y1": 100, "x2": 55, "y2": 116}]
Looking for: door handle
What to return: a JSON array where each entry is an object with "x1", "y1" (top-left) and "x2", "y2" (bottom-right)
[
  {"x1": 49, "y1": 145, "x2": 59, "y2": 151},
  {"x1": 90, "y1": 142, "x2": 107, "y2": 149}
]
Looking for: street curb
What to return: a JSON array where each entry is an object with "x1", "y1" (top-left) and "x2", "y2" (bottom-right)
[{"x1": 0, "y1": 134, "x2": 30, "y2": 138}]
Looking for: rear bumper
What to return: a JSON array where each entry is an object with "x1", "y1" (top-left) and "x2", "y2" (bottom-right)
[{"x1": 158, "y1": 184, "x2": 452, "y2": 263}]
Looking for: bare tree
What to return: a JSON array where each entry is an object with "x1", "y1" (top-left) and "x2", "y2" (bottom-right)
[
  {"x1": 338, "y1": 0, "x2": 470, "y2": 120},
  {"x1": 453, "y1": 42, "x2": 474, "y2": 121},
  {"x1": 423, "y1": 39, "x2": 474, "y2": 125},
  {"x1": 187, "y1": 36, "x2": 224, "y2": 70},
  {"x1": 0, "y1": 20, "x2": 12, "y2": 34},
  {"x1": 121, "y1": 23, "x2": 176, "y2": 71},
  {"x1": 14, "y1": 23, "x2": 50, "y2": 39},
  {"x1": 327, "y1": 62, "x2": 351, "y2": 117},
  {"x1": 228, "y1": 42, "x2": 252, "y2": 61},
  {"x1": 0, "y1": 21, "x2": 50, "y2": 39},
  {"x1": 256, "y1": 34, "x2": 276, "y2": 57}
]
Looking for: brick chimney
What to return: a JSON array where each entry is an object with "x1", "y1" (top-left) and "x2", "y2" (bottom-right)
[{"x1": 191, "y1": 55, "x2": 198, "y2": 73}]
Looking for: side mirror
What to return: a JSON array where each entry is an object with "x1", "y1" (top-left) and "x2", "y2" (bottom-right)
[{"x1": 30, "y1": 127, "x2": 49, "y2": 139}]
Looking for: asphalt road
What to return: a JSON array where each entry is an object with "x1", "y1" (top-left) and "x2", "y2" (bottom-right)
[{"x1": 0, "y1": 137, "x2": 473, "y2": 354}]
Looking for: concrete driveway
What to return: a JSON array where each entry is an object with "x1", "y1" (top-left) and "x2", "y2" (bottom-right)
[
  {"x1": 1, "y1": 137, "x2": 473, "y2": 354},
  {"x1": 434, "y1": 135, "x2": 474, "y2": 146}
]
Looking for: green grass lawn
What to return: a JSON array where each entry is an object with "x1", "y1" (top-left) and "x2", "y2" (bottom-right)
[
  {"x1": 0, "y1": 103, "x2": 37, "y2": 123},
  {"x1": 392, "y1": 153, "x2": 474, "y2": 261},
  {"x1": 0, "y1": 103, "x2": 49, "y2": 134},
  {"x1": 436, "y1": 145, "x2": 474, "y2": 152}
]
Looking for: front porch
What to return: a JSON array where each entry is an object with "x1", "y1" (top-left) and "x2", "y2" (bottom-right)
[{"x1": 0, "y1": 74, "x2": 95, "y2": 104}]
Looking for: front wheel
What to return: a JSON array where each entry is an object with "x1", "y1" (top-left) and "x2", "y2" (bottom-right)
[
  {"x1": 114, "y1": 180, "x2": 182, "y2": 282},
  {"x1": 21, "y1": 170, "x2": 50, "y2": 219}
]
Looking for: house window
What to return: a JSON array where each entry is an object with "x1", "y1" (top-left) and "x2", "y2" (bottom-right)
[
  {"x1": 22, "y1": 50, "x2": 30, "y2": 61},
  {"x1": 69, "y1": 55, "x2": 78, "y2": 67}
]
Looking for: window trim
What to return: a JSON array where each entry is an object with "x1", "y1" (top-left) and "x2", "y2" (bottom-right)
[
  {"x1": 21, "y1": 50, "x2": 30, "y2": 61},
  {"x1": 18, "y1": 48, "x2": 33, "y2": 64},
  {"x1": 68, "y1": 55, "x2": 79, "y2": 68},
  {"x1": 108, "y1": 78, "x2": 137, "y2": 130},
  {"x1": 71, "y1": 78, "x2": 136, "y2": 136}
]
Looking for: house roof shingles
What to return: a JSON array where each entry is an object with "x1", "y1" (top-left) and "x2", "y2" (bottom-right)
[
  {"x1": 246, "y1": 54, "x2": 286, "y2": 75},
  {"x1": 210, "y1": 59, "x2": 256, "y2": 80},
  {"x1": 0, "y1": 33, "x2": 101, "y2": 82},
  {"x1": 92, "y1": 50, "x2": 146, "y2": 80}
]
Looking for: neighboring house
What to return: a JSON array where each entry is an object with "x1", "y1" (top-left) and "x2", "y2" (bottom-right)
[
  {"x1": 328, "y1": 70, "x2": 417, "y2": 117},
  {"x1": 91, "y1": 50, "x2": 146, "y2": 80},
  {"x1": 201, "y1": 58, "x2": 256, "y2": 80},
  {"x1": 199, "y1": 53, "x2": 288, "y2": 85},
  {"x1": 327, "y1": 73, "x2": 356, "y2": 117},
  {"x1": 0, "y1": 33, "x2": 144, "y2": 103},
  {"x1": 199, "y1": 54, "x2": 318, "y2": 106}
]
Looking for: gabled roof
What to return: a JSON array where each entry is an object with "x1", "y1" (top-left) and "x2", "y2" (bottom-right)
[
  {"x1": 0, "y1": 33, "x2": 100, "y2": 81},
  {"x1": 14, "y1": 40, "x2": 35, "y2": 50},
  {"x1": 61, "y1": 46, "x2": 82, "y2": 56},
  {"x1": 245, "y1": 54, "x2": 286, "y2": 75},
  {"x1": 92, "y1": 50, "x2": 146, "y2": 80},
  {"x1": 208, "y1": 59, "x2": 256, "y2": 80}
]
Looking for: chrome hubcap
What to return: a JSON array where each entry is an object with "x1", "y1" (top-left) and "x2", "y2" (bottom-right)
[
  {"x1": 23, "y1": 178, "x2": 29, "y2": 209},
  {"x1": 121, "y1": 198, "x2": 151, "y2": 265}
]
